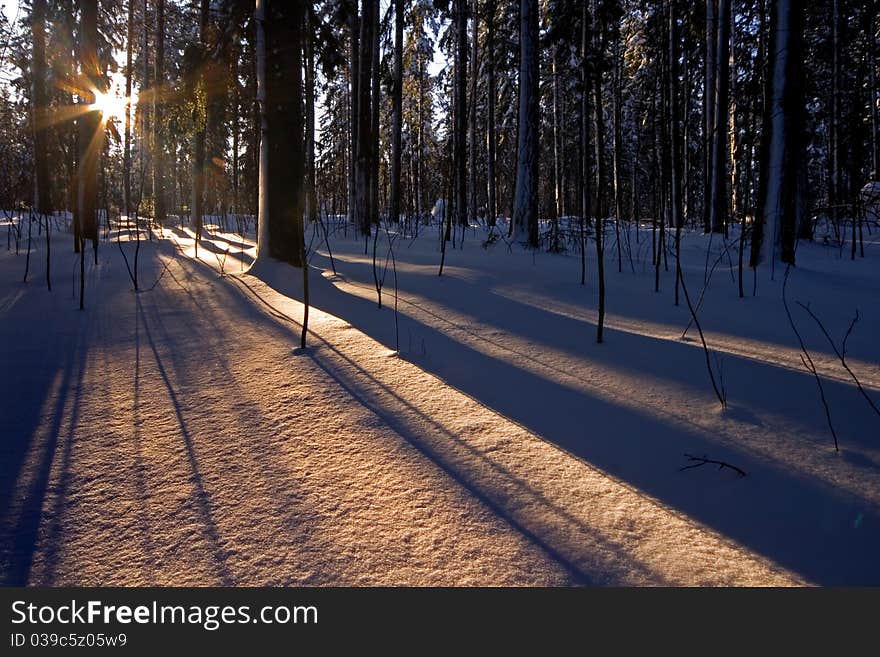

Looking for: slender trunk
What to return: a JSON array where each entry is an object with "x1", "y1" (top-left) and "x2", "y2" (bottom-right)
[
  {"x1": 612, "y1": 34, "x2": 623, "y2": 271},
  {"x1": 704, "y1": 0, "x2": 717, "y2": 233},
  {"x1": 191, "y1": 0, "x2": 208, "y2": 246},
  {"x1": 349, "y1": 11, "x2": 359, "y2": 223},
  {"x1": 305, "y1": 13, "x2": 317, "y2": 223},
  {"x1": 355, "y1": 1, "x2": 374, "y2": 235},
  {"x1": 469, "y1": 0, "x2": 479, "y2": 226},
  {"x1": 670, "y1": 2, "x2": 683, "y2": 305},
  {"x1": 593, "y1": 0, "x2": 605, "y2": 342},
  {"x1": 123, "y1": 0, "x2": 134, "y2": 221},
  {"x1": 455, "y1": 0, "x2": 468, "y2": 227},
  {"x1": 370, "y1": 0, "x2": 380, "y2": 225},
  {"x1": 77, "y1": 0, "x2": 100, "y2": 256},
  {"x1": 30, "y1": 0, "x2": 51, "y2": 215},
  {"x1": 487, "y1": 0, "x2": 497, "y2": 227},
  {"x1": 581, "y1": 2, "x2": 591, "y2": 285},
  {"x1": 710, "y1": 0, "x2": 730, "y2": 234},
  {"x1": 390, "y1": 0, "x2": 404, "y2": 224},
  {"x1": 154, "y1": 0, "x2": 166, "y2": 226}
]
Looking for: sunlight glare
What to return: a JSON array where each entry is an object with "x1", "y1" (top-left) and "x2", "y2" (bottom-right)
[{"x1": 89, "y1": 85, "x2": 130, "y2": 121}]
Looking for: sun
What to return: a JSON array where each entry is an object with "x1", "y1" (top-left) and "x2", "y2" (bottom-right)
[{"x1": 90, "y1": 88, "x2": 128, "y2": 121}]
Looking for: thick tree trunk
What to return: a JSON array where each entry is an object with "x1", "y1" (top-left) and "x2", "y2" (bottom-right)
[
  {"x1": 751, "y1": 0, "x2": 804, "y2": 266},
  {"x1": 154, "y1": 0, "x2": 166, "y2": 226},
  {"x1": 512, "y1": 0, "x2": 539, "y2": 247},
  {"x1": 254, "y1": 0, "x2": 306, "y2": 266}
]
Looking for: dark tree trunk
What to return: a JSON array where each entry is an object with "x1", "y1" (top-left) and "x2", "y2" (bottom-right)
[
  {"x1": 123, "y1": 0, "x2": 134, "y2": 219},
  {"x1": 355, "y1": 0, "x2": 374, "y2": 235},
  {"x1": 512, "y1": 0, "x2": 539, "y2": 247},
  {"x1": 77, "y1": 0, "x2": 100, "y2": 252},
  {"x1": 703, "y1": 0, "x2": 716, "y2": 233},
  {"x1": 30, "y1": 0, "x2": 51, "y2": 215},
  {"x1": 486, "y1": 0, "x2": 497, "y2": 227},
  {"x1": 751, "y1": 0, "x2": 805, "y2": 266},
  {"x1": 154, "y1": 0, "x2": 166, "y2": 226},
  {"x1": 255, "y1": 0, "x2": 306, "y2": 266},
  {"x1": 390, "y1": 0, "x2": 404, "y2": 224},
  {"x1": 455, "y1": 0, "x2": 468, "y2": 227},
  {"x1": 710, "y1": 0, "x2": 730, "y2": 234},
  {"x1": 305, "y1": 9, "x2": 317, "y2": 223}
]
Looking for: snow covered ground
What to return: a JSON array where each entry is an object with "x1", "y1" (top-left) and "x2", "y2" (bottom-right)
[{"x1": 1, "y1": 211, "x2": 878, "y2": 585}]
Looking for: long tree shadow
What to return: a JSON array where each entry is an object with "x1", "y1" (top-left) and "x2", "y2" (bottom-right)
[
  {"x1": 137, "y1": 294, "x2": 234, "y2": 586},
  {"x1": 242, "y1": 256, "x2": 880, "y2": 585},
  {"x1": 0, "y1": 305, "x2": 90, "y2": 585}
]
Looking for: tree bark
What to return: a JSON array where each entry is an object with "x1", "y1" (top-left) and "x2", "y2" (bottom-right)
[
  {"x1": 710, "y1": 0, "x2": 730, "y2": 234},
  {"x1": 703, "y1": 0, "x2": 716, "y2": 233},
  {"x1": 77, "y1": 0, "x2": 100, "y2": 252},
  {"x1": 254, "y1": 0, "x2": 306, "y2": 266},
  {"x1": 751, "y1": 0, "x2": 805, "y2": 266},
  {"x1": 154, "y1": 0, "x2": 166, "y2": 226},
  {"x1": 486, "y1": 0, "x2": 497, "y2": 227},
  {"x1": 512, "y1": 0, "x2": 539, "y2": 247},
  {"x1": 390, "y1": 0, "x2": 404, "y2": 224},
  {"x1": 455, "y1": 0, "x2": 468, "y2": 227},
  {"x1": 30, "y1": 0, "x2": 51, "y2": 215}
]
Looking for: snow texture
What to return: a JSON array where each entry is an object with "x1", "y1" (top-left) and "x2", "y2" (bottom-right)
[{"x1": 2, "y1": 212, "x2": 878, "y2": 586}]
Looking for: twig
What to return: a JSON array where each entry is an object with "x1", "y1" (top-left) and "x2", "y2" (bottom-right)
[
  {"x1": 795, "y1": 304, "x2": 880, "y2": 418},
  {"x1": 783, "y1": 266, "x2": 839, "y2": 452},
  {"x1": 680, "y1": 454, "x2": 747, "y2": 477},
  {"x1": 677, "y1": 259, "x2": 727, "y2": 409}
]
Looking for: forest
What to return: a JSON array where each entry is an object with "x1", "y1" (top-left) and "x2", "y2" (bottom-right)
[{"x1": 0, "y1": 0, "x2": 879, "y2": 587}]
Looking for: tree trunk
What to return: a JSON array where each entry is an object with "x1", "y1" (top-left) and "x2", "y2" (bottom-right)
[
  {"x1": 349, "y1": 10, "x2": 359, "y2": 223},
  {"x1": 77, "y1": 0, "x2": 100, "y2": 253},
  {"x1": 191, "y1": 0, "x2": 208, "y2": 241},
  {"x1": 355, "y1": 0, "x2": 374, "y2": 235},
  {"x1": 703, "y1": 0, "x2": 716, "y2": 233},
  {"x1": 154, "y1": 0, "x2": 166, "y2": 226},
  {"x1": 455, "y1": 0, "x2": 468, "y2": 227},
  {"x1": 305, "y1": 10, "x2": 317, "y2": 223},
  {"x1": 710, "y1": 0, "x2": 730, "y2": 234},
  {"x1": 469, "y1": 0, "x2": 479, "y2": 226},
  {"x1": 592, "y1": 0, "x2": 605, "y2": 342},
  {"x1": 370, "y1": 0, "x2": 380, "y2": 225},
  {"x1": 390, "y1": 0, "x2": 404, "y2": 224},
  {"x1": 254, "y1": 0, "x2": 306, "y2": 266},
  {"x1": 486, "y1": 0, "x2": 497, "y2": 227},
  {"x1": 123, "y1": 0, "x2": 134, "y2": 220},
  {"x1": 751, "y1": 0, "x2": 805, "y2": 266},
  {"x1": 30, "y1": 0, "x2": 51, "y2": 215},
  {"x1": 512, "y1": 0, "x2": 539, "y2": 247},
  {"x1": 581, "y1": 1, "x2": 591, "y2": 286}
]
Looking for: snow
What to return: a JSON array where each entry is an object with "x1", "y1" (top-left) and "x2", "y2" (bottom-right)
[{"x1": 1, "y1": 211, "x2": 879, "y2": 585}]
